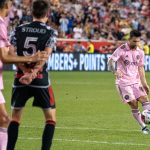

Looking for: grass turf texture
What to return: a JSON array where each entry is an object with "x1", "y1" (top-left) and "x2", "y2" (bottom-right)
[{"x1": 3, "y1": 71, "x2": 150, "y2": 150}]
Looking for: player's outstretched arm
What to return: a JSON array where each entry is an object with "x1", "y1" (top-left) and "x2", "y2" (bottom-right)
[{"x1": 0, "y1": 47, "x2": 48, "y2": 63}]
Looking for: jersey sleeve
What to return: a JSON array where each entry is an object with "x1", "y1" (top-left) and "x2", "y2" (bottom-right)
[
  {"x1": 10, "y1": 28, "x2": 17, "y2": 47},
  {"x1": 110, "y1": 46, "x2": 122, "y2": 62},
  {"x1": 0, "y1": 27, "x2": 10, "y2": 48},
  {"x1": 45, "y1": 30, "x2": 58, "y2": 49}
]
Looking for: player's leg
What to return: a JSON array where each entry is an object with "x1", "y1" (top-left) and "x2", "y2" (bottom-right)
[
  {"x1": 132, "y1": 84, "x2": 150, "y2": 110},
  {"x1": 41, "y1": 86, "x2": 56, "y2": 150},
  {"x1": 42, "y1": 108, "x2": 56, "y2": 150},
  {"x1": 128, "y1": 100, "x2": 149, "y2": 134},
  {"x1": 33, "y1": 86, "x2": 56, "y2": 150},
  {"x1": 7, "y1": 87, "x2": 30, "y2": 150},
  {"x1": 116, "y1": 84, "x2": 147, "y2": 133},
  {"x1": 7, "y1": 108, "x2": 23, "y2": 150},
  {"x1": 127, "y1": 100, "x2": 146, "y2": 128},
  {"x1": 128, "y1": 84, "x2": 150, "y2": 134},
  {"x1": 0, "y1": 99, "x2": 10, "y2": 150}
]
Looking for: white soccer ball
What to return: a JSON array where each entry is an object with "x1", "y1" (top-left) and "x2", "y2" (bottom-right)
[{"x1": 141, "y1": 110, "x2": 150, "y2": 124}]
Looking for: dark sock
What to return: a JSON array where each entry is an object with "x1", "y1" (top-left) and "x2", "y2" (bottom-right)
[
  {"x1": 41, "y1": 120, "x2": 56, "y2": 150},
  {"x1": 7, "y1": 121, "x2": 20, "y2": 150}
]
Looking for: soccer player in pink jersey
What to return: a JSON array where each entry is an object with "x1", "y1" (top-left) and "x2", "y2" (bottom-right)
[
  {"x1": 0, "y1": 0, "x2": 48, "y2": 149},
  {"x1": 108, "y1": 30, "x2": 150, "y2": 134}
]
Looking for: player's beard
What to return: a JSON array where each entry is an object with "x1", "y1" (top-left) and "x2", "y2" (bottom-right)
[{"x1": 130, "y1": 45, "x2": 137, "y2": 49}]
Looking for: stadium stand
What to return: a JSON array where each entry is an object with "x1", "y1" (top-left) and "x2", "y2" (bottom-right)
[{"x1": 9, "y1": 0, "x2": 150, "y2": 53}]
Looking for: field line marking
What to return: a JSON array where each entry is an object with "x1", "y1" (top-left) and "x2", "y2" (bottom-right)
[
  {"x1": 18, "y1": 137, "x2": 150, "y2": 146},
  {"x1": 21, "y1": 125, "x2": 139, "y2": 132},
  {"x1": 54, "y1": 81, "x2": 103, "y2": 85}
]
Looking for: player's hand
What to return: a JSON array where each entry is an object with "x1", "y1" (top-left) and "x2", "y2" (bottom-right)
[
  {"x1": 114, "y1": 70, "x2": 123, "y2": 78},
  {"x1": 143, "y1": 85, "x2": 150, "y2": 95},
  {"x1": 19, "y1": 71, "x2": 37, "y2": 85},
  {"x1": 30, "y1": 69, "x2": 37, "y2": 79},
  {"x1": 31, "y1": 51, "x2": 49, "y2": 62},
  {"x1": 19, "y1": 72, "x2": 36, "y2": 85}
]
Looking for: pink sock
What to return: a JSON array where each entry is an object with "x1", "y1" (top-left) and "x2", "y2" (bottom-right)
[
  {"x1": 0, "y1": 127, "x2": 8, "y2": 150},
  {"x1": 142, "y1": 102, "x2": 150, "y2": 110},
  {"x1": 132, "y1": 109, "x2": 145, "y2": 128}
]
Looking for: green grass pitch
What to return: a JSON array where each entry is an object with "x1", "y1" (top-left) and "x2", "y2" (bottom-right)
[{"x1": 3, "y1": 71, "x2": 150, "y2": 150}]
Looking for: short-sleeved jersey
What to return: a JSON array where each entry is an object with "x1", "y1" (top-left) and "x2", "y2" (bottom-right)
[
  {"x1": 0, "y1": 17, "x2": 10, "y2": 90},
  {"x1": 110, "y1": 43, "x2": 144, "y2": 86},
  {"x1": 10, "y1": 21, "x2": 57, "y2": 88}
]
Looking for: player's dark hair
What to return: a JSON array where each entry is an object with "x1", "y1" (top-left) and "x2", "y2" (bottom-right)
[
  {"x1": 130, "y1": 30, "x2": 141, "y2": 38},
  {"x1": 0, "y1": 0, "x2": 9, "y2": 9},
  {"x1": 32, "y1": 0, "x2": 49, "y2": 19}
]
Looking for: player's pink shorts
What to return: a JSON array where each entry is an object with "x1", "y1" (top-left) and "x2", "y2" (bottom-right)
[
  {"x1": 116, "y1": 83, "x2": 147, "y2": 103},
  {"x1": 0, "y1": 90, "x2": 5, "y2": 104}
]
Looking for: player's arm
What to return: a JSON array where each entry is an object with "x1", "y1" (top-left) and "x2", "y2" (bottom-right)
[
  {"x1": 108, "y1": 58, "x2": 116, "y2": 74},
  {"x1": 0, "y1": 45, "x2": 48, "y2": 64},
  {"x1": 32, "y1": 47, "x2": 52, "y2": 76},
  {"x1": 9, "y1": 45, "x2": 32, "y2": 73},
  {"x1": 107, "y1": 58, "x2": 123, "y2": 78},
  {"x1": 107, "y1": 46, "x2": 123, "y2": 78},
  {"x1": 0, "y1": 46, "x2": 32, "y2": 63},
  {"x1": 138, "y1": 66, "x2": 149, "y2": 94},
  {"x1": 19, "y1": 47, "x2": 52, "y2": 85}
]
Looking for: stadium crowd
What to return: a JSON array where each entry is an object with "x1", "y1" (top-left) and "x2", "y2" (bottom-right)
[{"x1": 8, "y1": 0, "x2": 150, "y2": 53}]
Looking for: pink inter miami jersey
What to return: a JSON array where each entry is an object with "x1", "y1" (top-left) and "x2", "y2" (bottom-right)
[
  {"x1": 110, "y1": 43, "x2": 144, "y2": 86},
  {"x1": 0, "y1": 17, "x2": 10, "y2": 90}
]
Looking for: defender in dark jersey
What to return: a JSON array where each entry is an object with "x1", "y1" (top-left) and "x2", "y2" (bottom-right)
[{"x1": 7, "y1": 1, "x2": 57, "y2": 150}]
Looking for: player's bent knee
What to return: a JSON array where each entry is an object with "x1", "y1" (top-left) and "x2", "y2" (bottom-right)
[
  {"x1": 128, "y1": 100, "x2": 138, "y2": 109},
  {"x1": 138, "y1": 96, "x2": 149, "y2": 102},
  {"x1": 44, "y1": 108, "x2": 56, "y2": 122}
]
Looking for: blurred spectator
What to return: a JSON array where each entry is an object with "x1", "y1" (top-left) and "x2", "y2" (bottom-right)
[
  {"x1": 73, "y1": 23, "x2": 83, "y2": 39},
  {"x1": 7, "y1": 0, "x2": 150, "y2": 53},
  {"x1": 141, "y1": 0, "x2": 150, "y2": 17},
  {"x1": 143, "y1": 41, "x2": 150, "y2": 55},
  {"x1": 51, "y1": 0, "x2": 60, "y2": 7},
  {"x1": 59, "y1": 13, "x2": 69, "y2": 37},
  {"x1": 73, "y1": 41, "x2": 86, "y2": 52},
  {"x1": 63, "y1": 43, "x2": 73, "y2": 52},
  {"x1": 87, "y1": 40, "x2": 94, "y2": 53}
]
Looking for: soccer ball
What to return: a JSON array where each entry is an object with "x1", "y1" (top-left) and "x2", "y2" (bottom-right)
[{"x1": 141, "y1": 110, "x2": 150, "y2": 124}]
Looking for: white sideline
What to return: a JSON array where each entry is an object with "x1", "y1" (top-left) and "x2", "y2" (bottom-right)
[
  {"x1": 18, "y1": 137, "x2": 150, "y2": 147},
  {"x1": 21, "y1": 125, "x2": 140, "y2": 132}
]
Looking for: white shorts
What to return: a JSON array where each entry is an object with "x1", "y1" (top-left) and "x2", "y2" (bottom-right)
[
  {"x1": 116, "y1": 83, "x2": 147, "y2": 103},
  {"x1": 0, "y1": 90, "x2": 5, "y2": 104}
]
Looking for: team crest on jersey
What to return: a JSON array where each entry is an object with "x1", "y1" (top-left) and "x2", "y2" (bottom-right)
[
  {"x1": 124, "y1": 95, "x2": 129, "y2": 100},
  {"x1": 124, "y1": 60, "x2": 130, "y2": 65},
  {"x1": 136, "y1": 55, "x2": 140, "y2": 60}
]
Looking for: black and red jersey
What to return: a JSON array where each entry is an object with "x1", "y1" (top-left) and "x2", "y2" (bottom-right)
[{"x1": 10, "y1": 21, "x2": 57, "y2": 88}]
